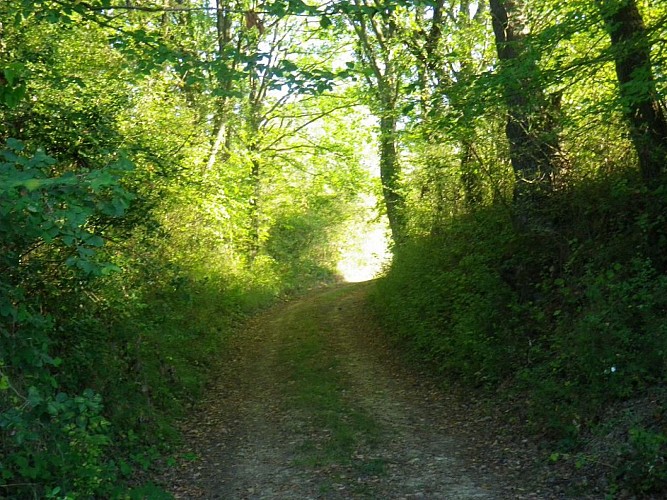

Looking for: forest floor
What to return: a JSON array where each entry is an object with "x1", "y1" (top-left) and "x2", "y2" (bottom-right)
[{"x1": 156, "y1": 281, "x2": 604, "y2": 499}]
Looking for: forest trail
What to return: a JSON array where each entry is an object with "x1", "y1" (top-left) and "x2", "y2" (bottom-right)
[{"x1": 160, "y1": 282, "x2": 562, "y2": 499}]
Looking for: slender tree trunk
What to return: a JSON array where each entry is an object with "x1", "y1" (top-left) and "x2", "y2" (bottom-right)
[
  {"x1": 246, "y1": 48, "x2": 263, "y2": 261},
  {"x1": 461, "y1": 141, "x2": 482, "y2": 207},
  {"x1": 161, "y1": 0, "x2": 170, "y2": 33},
  {"x1": 205, "y1": 0, "x2": 235, "y2": 174},
  {"x1": 379, "y1": 109, "x2": 405, "y2": 243},
  {"x1": 248, "y1": 154, "x2": 261, "y2": 260},
  {"x1": 488, "y1": 0, "x2": 559, "y2": 214},
  {"x1": 596, "y1": 0, "x2": 667, "y2": 186},
  {"x1": 455, "y1": 2, "x2": 486, "y2": 208},
  {"x1": 456, "y1": 51, "x2": 483, "y2": 208},
  {"x1": 246, "y1": 105, "x2": 261, "y2": 261},
  {"x1": 349, "y1": 1, "x2": 406, "y2": 244}
]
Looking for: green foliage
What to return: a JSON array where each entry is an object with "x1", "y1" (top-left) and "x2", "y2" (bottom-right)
[
  {"x1": 0, "y1": 139, "x2": 131, "y2": 497},
  {"x1": 616, "y1": 427, "x2": 667, "y2": 494},
  {"x1": 0, "y1": 62, "x2": 27, "y2": 108},
  {"x1": 1, "y1": 0, "x2": 372, "y2": 495},
  {"x1": 0, "y1": 389, "x2": 113, "y2": 498},
  {"x1": 265, "y1": 197, "x2": 346, "y2": 291},
  {"x1": 373, "y1": 171, "x2": 667, "y2": 495},
  {"x1": 373, "y1": 208, "x2": 521, "y2": 385},
  {"x1": 527, "y1": 256, "x2": 667, "y2": 422}
]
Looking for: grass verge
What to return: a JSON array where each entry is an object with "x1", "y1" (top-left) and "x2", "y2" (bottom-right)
[{"x1": 275, "y1": 303, "x2": 385, "y2": 479}]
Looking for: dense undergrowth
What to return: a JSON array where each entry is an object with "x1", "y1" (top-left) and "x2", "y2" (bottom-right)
[
  {"x1": 0, "y1": 137, "x2": 344, "y2": 498},
  {"x1": 1, "y1": 247, "x2": 337, "y2": 500},
  {"x1": 373, "y1": 171, "x2": 667, "y2": 496}
]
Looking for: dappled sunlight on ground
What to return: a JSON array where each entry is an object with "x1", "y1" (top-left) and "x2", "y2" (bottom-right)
[{"x1": 337, "y1": 221, "x2": 391, "y2": 282}]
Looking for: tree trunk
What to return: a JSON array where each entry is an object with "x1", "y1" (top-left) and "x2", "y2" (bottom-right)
[
  {"x1": 461, "y1": 141, "x2": 482, "y2": 207},
  {"x1": 379, "y1": 110, "x2": 405, "y2": 244},
  {"x1": 596, "y1": 0, "x2": 667, "y2": 186},
  {"x1": 349, "y1": 1, "x2": 406, "y2": 244},
  {"x1": 205, "y1": 0, "x2": 234, "y2": 173},
  {"x1": 246, "y1": 77, "x2": 262, "y2": 261},
  {"x1": 488, "y1": 0, "x2": 559, "y2": 214},
  {"x1": 248, "y1": 154, "x2": 261, "y2": 260}
]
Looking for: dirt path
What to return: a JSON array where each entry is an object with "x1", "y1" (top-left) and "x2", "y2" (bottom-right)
[{"x1": 159, "y1": 282, "x2": 579, "y2": 499}]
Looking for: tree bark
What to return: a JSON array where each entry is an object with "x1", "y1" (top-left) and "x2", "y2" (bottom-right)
[
  {"x1": 350, "y1": 0, "x2": 406, "y2": 244},
  {"x1": 461, "y1": 141, "x2": 483, "y2": 207},
  {"x1": 205, "y1": 0, "x2": 234, "y2": 173},
  {"x1": 379, "y1": 111, "x2": 405, "y2": 243},
  {"x1": 596, "y1": 0, "x2": 667, "y2": 186},
  {"x1": 488, "y1": 0, "x2": 559, "y2": 213},
  {"x1": 246, "y1": 72, "x2": 262, "y2": 261},
  {"x1": 248, "y1": 154, "x2": 261, "y2": 260}
]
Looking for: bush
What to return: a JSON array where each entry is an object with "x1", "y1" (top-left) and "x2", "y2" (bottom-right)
[
  {"x1": 373, "y1": 208, "x2": 523, "y2": 385},
  {"x1": 373, "y1": 172, "x2": 667, "y2": 495},
  {"x1": 616, "y1": 427, "x2": 667, "y2": 494}
]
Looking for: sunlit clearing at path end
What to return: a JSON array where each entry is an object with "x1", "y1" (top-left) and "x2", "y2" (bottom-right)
[{"x1": 338, "y1": 222, "x2": 391, "y2": 282}]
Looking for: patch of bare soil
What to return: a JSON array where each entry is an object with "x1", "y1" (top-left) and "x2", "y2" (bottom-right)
[{"x1": 156, "y1": 282, "x2": 603, "y2": 499}]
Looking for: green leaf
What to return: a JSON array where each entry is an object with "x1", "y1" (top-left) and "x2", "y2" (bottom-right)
[
  {"x1": 1, "y1": 83, "x2": 26, "y2": 108},
  {"x1": 100, "y1": 263, "x2": 121, "y2": 275},
  {"x1": 27, "y1": 386, "x2": 42, "y2": 407},
  {"x1": 4, "y1": 67, "x2": 18, "y2": 86},
  {"x1": 281, "y1": 60, "x2": 299, "y2": 73},
  {"x1": 23, "y1": 179, "x2": 43, "y2": 191},
  {"x1": 46, "y1": 487, "x2": 62, "y2": 499},
  {"x1": 47, "y1": 401, "x2": 60, "y2": 415},
  {"x1": 6, "y1": 138, "x2": 24, "y2": 152},
  {"x1": 77, "y1": 246, "x2": 96, "y2": 258},
  {"x1": 85, "y1": 234, "x2": 105, "y2": 247},
  {"x1": 119, "y1": 460, "x2": 133, "y2": 477},
  {"x1": 0, "y1": 296, "x2": 16, "y2": 318},
  {"x1": 62, "y1": 234, "x2": 76, "y2": 246},
  {"x1": 90, "y1": 171, "x2": 116, "y2": 192}
]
